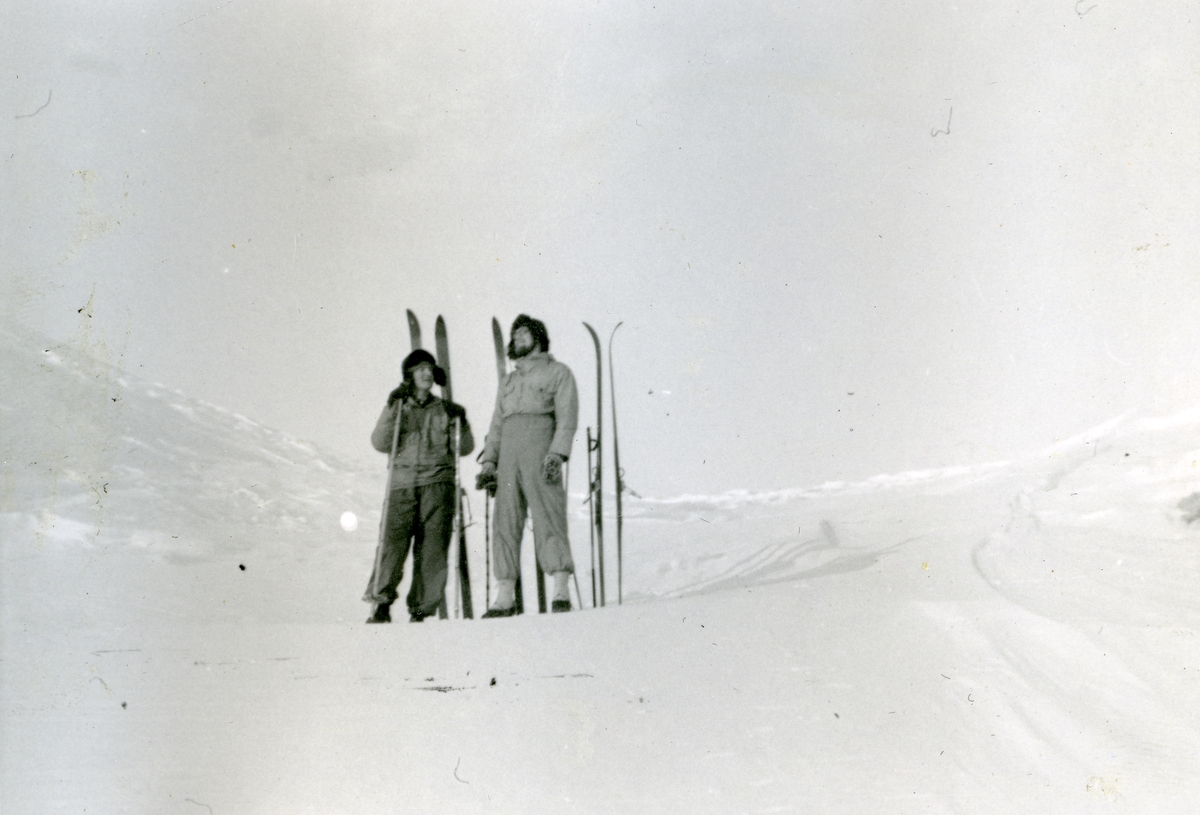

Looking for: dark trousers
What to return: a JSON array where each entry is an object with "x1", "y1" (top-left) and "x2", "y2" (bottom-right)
[{"x1": 362, "y1": 481, "x2": 455, "y2": 615}]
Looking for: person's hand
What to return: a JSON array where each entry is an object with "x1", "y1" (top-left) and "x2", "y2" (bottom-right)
[
  {"x1": 542, "y1": 453, "x2": 564, "y2": 485},
  {"x1": 445, "y1": 401, "x2": 466, "y2": 420},
  {"x1": 475, "y1": 461, "x2": 498, "y2": 495},
  {"x1": 387, "y1": 382, "x2": 413, "y2": 406}
]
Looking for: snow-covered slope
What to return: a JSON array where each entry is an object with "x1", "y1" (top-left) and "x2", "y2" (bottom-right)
[
  {"x1": 1, "y1": 322, "x2": 379, "y2": 562},
  {"x1": 4, "y1": 323, "x2": 1199, "y2": 814},
  {"x1": 1, "y1": 322, "x2": 388, "y2": 626}
]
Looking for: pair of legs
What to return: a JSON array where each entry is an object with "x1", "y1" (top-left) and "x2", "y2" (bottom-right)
[
  {"x1": 363, "y1": 481, "x2": 454, "y2": 618},
  {"x1": 489, "y1": 415, "x2": 574, "y2": 612}
]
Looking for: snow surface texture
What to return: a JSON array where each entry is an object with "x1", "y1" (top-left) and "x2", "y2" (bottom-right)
[{"x1": 3, "y1": 322, "x2": 1199, "y2": 814}]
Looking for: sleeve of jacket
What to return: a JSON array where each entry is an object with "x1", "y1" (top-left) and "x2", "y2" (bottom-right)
[
  {"x1": 479, "y1": 389, "x2": 504, "y2": 466},
  {"x1": 549, "y1": 363, "x2": 579, "y2": 460},
  {"x1": 370, "y1": 402, "x2": 400, "y2": 454}
]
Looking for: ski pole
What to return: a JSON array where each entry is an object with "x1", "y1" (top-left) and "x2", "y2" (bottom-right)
[
  {"x1": 565, "y1": 459, "x2": 584, "y2": 609},
  {"x1": 458, "y1": 418, "x2": 475, "y2": 618},
  {"x1": 586, "y1": 427, "x2": 597, "y2": 608},
  {"x1": 484, "y1": 491, "x2": 491, "y2": 609},
  {"x1": 451, "y1": 417, "x2": 462, "y2": 618},
  {"x1": 369, "y1": 393, "x2": 404, "y2": 603}
]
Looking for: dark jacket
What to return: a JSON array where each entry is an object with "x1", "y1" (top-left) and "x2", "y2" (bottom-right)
[{"x1": 371, "y1": 394, "x2": 474, "y2": 489}]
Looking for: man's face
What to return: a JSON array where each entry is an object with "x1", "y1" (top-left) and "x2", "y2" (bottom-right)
[
  {"x1": 411, "y1": 362, "x2": 436, "y2": 392},
  {"x1": 512, "y1": 326, "x2": 536, "y2": 357}
]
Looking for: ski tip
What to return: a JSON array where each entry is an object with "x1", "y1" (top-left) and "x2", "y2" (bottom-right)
[
  {"x1": 407, "y1": 310, "x2": 423, "y2": 349},
  {"x1": 608, "y1": 322, "x2": 623, "y2": 349}
]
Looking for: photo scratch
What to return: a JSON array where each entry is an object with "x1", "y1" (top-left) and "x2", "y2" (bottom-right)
[
  {"x1": 931, "y1": 106, "x2": 952, "y2": 137},
  {"x1": 1105, "y1": 339, "x2": 1131, "y2": 367},
  {"x1": 14, "y1": 90, "x2": 52, "y2": 120},
  {"x1": 169, "y1": 0, "x2": 237, "y2": 32}
]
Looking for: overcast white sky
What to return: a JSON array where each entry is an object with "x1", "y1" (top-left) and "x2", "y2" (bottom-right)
[{"x1": 3, "y1": 1, "x2": 1197, "y2": 497}]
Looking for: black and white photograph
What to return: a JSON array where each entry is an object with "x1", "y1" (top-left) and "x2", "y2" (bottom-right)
[{"x1": 3, "y1": 2, "x2": 1198, "y2": 812}]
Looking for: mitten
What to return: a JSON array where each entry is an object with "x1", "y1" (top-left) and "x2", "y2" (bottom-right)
[{"x1": 542, "y1": 453, "x2": 564, "y2": 485}]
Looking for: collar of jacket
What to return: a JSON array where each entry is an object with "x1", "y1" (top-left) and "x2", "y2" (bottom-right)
[
  {"x1": 405, "y1": 393, "x2": 440, "y2": 408},
  {"x1": 514, "y1": 351, "x2": 555, "y2": 372}
]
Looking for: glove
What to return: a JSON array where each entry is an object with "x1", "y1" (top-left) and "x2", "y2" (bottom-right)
[
  {"x1": 444, "y1": 401, "x2": 466, "y2": 421},
  {"x1": 475, "y1": 462, "x2": 497, "y2": 496},
  {"x1": 542, "y1": 453, "x2": 564, "y2": 485},
  {"x1": 387, "y1": 381, "x2": 413, "y2": 406}
]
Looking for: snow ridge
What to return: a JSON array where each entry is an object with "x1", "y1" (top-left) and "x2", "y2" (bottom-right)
[{"x1": 1, "y1": 322, "x2": 379, "y2": 561}]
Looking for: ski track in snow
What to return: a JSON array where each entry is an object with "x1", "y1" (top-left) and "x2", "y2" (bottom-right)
[{"x1": 4, "y1": 321, "x2": 1200, "y2": 813}]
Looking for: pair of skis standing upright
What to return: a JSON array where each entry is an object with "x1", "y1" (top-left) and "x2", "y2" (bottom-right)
[
  {"x1": 378, "y1": 312, "x2": 626, "y2": 619},
  {"x1": 583, "y1": 321, "x2": 625, "y2": 609}
]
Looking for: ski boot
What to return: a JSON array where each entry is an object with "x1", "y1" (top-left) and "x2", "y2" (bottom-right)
[{"x1": 366, "y1": 603, "x2": 392, "y2": 624}]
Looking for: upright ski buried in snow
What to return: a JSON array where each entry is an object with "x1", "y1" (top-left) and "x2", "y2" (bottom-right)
[
  {"x1": 407, "y1": 309, "x2": 422, "y2": 351},
  {"x1": 583, "y1": 322, "x2": 606, "y2": 608},
  {"x1": 490, "y1": 318, "x2": 525, "y2": 612},
  {"x1": 609, "y1": 322, "x2": 625, "y2": 605},
  {"x1": 435, "y1": 316, "x2": 473, "y2": 619}
]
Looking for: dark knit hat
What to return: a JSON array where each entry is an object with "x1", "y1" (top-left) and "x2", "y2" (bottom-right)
[
  {"x1": 402, "y1": 349, "x2": 446, "y2": 386},
  {"x1": 508, "y1": 314, "x2": 550, "y2": 359}
]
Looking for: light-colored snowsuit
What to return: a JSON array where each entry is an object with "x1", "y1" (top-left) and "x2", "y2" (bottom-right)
[
  {"x1": 480, "y1": 351, "x2": 579, "y2": 580},
  {"x1": 363, "y1": 393, "x2": 473, "y2": 615}
]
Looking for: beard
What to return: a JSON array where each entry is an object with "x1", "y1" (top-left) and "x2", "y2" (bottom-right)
[{"x1": 508, "y1": 340, "x2": 537, "y2": 359}]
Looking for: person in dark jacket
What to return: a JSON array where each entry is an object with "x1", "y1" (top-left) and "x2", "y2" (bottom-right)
[{"x1": 363, "y1": 349, "x2": 474, "y2": 623}]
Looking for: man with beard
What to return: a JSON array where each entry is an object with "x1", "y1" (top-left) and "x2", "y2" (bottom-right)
[
  {"x1": 363, "y1": 349, "x2": 474, "y2": 623},
  {"x1": 477, "y1": 314, "x2": 579, "y2": 616}
]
